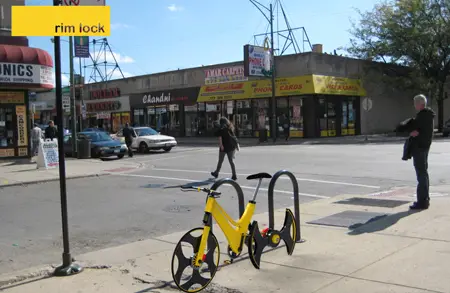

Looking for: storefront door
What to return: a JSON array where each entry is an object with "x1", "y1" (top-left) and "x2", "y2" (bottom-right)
[
  {"x1": 340, "y1": 97, "x2": 357, "y2": 135},
  {"x1": 0, "y1": 105, "x2": 16, "y2": 156},
  {"x1": 317, "y1": 96, "x2": 338, "y2": 137}
]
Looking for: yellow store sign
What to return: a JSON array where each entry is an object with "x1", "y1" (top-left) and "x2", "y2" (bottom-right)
[
  {"x1": 197, "y1": 74, "x2": 366, "y2": 102},
  {"x1": 312, "y1": 75, "x2": 366, "y2": 96},
  {"x1": 197, "y1": 82, "x2": 251, "y2": 102},
  {"x1": 16, "y1": 105, "x2": 27, "y2": 147}
]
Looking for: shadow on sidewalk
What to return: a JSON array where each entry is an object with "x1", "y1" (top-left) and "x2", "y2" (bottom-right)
[
  {"x1": 0, "y1": 274, "x2": 52, "y2": 291},
  {"x1": 347, "y1": 210, "x2": 423, "y2": 235}
]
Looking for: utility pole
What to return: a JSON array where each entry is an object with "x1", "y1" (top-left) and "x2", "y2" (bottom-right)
[
  {"x1": 69, "y1": 36, "x2": 77, "y2": 156},
  {"x1": 79, "y1": 57, "x2": 84, "y2": 130},
  {"x1": 248, "y1": 0, "x2": 277, "y2": 142},
  {"x1": 52, "y1": 0, "x2": 82, "y2": 277},
  {"x1": 269, "y1": 3, "x2": 276, "y2": 143}
]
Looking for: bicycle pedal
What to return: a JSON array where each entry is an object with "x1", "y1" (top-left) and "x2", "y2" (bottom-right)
[{"x1": 223, "y1": 259, "x2": 233, "y2": 265}]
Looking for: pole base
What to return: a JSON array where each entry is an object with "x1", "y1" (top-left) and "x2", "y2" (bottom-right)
[{"x1": 53, "y1": 263, "x2": 83, "y2": 276}]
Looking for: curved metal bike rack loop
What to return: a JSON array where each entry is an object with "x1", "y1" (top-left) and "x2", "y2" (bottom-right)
[
  {"x1": 208, "y1": 178, "x2": 245, "y2": 232},
  {"x1": 267, "y1": 170, "x2": 304, "y2": 243}
]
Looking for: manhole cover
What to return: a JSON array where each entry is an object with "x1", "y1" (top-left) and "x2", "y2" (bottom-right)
[
  {"x1": 142, "y1": 183, "x2": 167, "y2": 188},
  {"x1": 307, "y1": 210, "x2": 389, "y2": 228},
  {"x1": 163, "y1": 205, "x2": 193, "y2": 213},
  {"x1": 334, "y1": 197, "x2": 409, "y2": 208}
]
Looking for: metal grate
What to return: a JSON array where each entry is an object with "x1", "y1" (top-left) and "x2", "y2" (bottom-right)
[
  {"x1": 307, "y1": 210, "x2": 389, "y2": 228},
  {"x1": 334, "y1": 197, "x2": 409, "y2": 208}
]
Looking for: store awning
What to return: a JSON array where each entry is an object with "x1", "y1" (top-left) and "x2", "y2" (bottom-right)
[
  {"x1": 0, "y1": 45, "x2": 53, "y2": 67},
  {"x1": 0, "y1": 45, "x2": 54, "y2": 90},
  {"x1": 196, "y1": 74, "x2": 367, "y2": 102}
]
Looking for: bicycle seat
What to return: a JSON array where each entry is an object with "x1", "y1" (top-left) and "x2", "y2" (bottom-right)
[{"x1": 246, "y1": 172, "x2": 272, "y2": 180}]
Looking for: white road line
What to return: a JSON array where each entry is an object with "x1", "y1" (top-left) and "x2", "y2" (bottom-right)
[
  {"x1": 112, "y1": 173, "x2": 329, "y2": 199},
  {"x1": 150, "y1": 168, "x2": 381, "y2": 189},
  {"x1": 135, "y1": 149, "x2": 217, "y2": 163}
]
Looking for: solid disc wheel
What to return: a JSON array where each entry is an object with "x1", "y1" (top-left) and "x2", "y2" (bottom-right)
[
  {"x1": 171, "y1": 227, "x2": 220, "y2": 293},
  {"x1": 279, "y1": 208, "x2": 297, "y2": 255},
  {"x1": 247, "y1": 220, "x2": 269, "y2": 269}
]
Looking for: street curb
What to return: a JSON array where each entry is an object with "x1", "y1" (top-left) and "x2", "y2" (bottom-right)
[{"x1": 0, "y1": 173, "x2": 109, "y2": 189}]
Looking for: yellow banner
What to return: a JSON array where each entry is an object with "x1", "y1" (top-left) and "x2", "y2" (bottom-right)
[
  {"x1": 0, "y1": 92, "x2": 24, "y2": 104},
  {"x1": 312, "y1": 75, "x2": 366, "y2": 96},
  {"x1": 250, "y1": 76, "x2": 315, "y2": 98},
  {"x1": 12, "y1": 6, "x2": 110, "y2": 36},
  {"x1": 197, "y1": 82, "x2": 251, "y2": 102},
  {"x1": 16, "y1": 105, "x2": 28, "y2": 147},
  {"x1": 197, "y1": 75, "x2": 366, "y2": 102},
  {"x1": 0, "y1": 149, "x2": 15, "y2": 157}
]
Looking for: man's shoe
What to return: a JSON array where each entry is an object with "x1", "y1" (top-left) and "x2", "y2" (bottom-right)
[
  {"x1": 410, "y1": 201, "x2": 429, "y2": 210},
  {"x1": 211, "y1": 172, "x2": 218, "y2": 179}
]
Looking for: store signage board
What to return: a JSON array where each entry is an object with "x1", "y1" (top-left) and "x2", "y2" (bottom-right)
[
  {"x1": 243, "y1": 44, "x2": 272, "y2": 77},
  {"x1": 62, "y1": 0, "x2": 105, "y2": 6},
  {"x1": 62, "y1": 95, "x2": 70, "y2": 113},
  {"x1": 204, "y1": 66, "x2": 247, "y2": 85},
  {"x1": 0, "y1": 62, "x2": 53, "y2": 87},
  {"x1": 36, "y1": 139, "x2": 59, "y2": 169}
]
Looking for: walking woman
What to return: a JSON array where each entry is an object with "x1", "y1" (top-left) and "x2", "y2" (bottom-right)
[{"x1": 211, "y1": 117, "x2": 238, "y2": 181}]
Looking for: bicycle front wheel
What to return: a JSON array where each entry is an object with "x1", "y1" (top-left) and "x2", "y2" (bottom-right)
[{"x1": 171, "y1": 227, "x2": 220, "y2": 293}]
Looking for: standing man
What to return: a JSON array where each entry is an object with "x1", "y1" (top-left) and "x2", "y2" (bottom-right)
[
  {"x1": 45, "y1": 120, "x2": 57, "y2": 140},
  {"x1": 281, "y1": 113, "x2": 290, "y2": 141},
  {"x1": 403, "y1": 94, "x2": 435, "y2": 210},
  {"x1": 30, "y1": 123, "x2": 43, "y2": 157},
  {"x1": 122, "y1": 123, "x2": 134, "y2": 157}
]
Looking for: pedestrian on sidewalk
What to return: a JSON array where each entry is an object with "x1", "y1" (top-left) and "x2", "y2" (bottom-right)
[
  {"x1": 122, "y1": 123, "x2": 134, "y2": 157},
  {"x1": 31, "y1": 123, "x2": 43, "y2": 157},
  {"x1": 398, "y1": 94, "x2": 435, "y2": 210},
  {"x1": 281, "y1": 113, "x2": 290, "y2": 141},
  {"x1": 211, "y1": 117, "x2": 238, "y2": 181},
  {"x1": 44, "y1": 120, "x2": 57, "y2": 140}
]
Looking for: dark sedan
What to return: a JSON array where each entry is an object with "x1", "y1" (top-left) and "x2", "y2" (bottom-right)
[{"x1": 64, "y1": 131, "x2": 127, "y2": 158}]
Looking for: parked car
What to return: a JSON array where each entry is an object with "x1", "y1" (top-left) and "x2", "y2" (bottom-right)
[
  {"x1": 64, "y1": 131, "x2": 127, "y2": 158},
  {"x1": 442, "y1": 118, "x2": 450, "y2": 137},
  {"x1": 82, "y1": 127, "x2": 109, "y2": 134},
  {"x1": 114, "y1": 126, "x2": 177, "y2": 153}
]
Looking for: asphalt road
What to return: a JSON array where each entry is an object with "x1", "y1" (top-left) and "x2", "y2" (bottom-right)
[{"x1": 1, "y1": 140, "x2": 450, "y2": 274}]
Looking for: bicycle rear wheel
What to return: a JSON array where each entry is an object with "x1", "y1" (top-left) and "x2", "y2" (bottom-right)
[{"x1": 171, "y1": 227, "x2": 220, "y2": 293}]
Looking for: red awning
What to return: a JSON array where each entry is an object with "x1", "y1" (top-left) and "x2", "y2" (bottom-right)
[{"x1": 0, "y1": 45, "x2": 53, "y2": 67}]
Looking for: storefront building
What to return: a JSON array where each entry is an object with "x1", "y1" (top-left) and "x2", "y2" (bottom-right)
[
  {"x1": 130, "y1": 87, "x2": 200, "y2": 137},
  {"x1": 196, "y1": 74, "x2": 366, "y2": 138},
  {"x1": 0, "y1": 45, "x2": 53, "y2": 158},
  {"x1": 83, "y1": 87, "x2": 130, "y2": 133}
]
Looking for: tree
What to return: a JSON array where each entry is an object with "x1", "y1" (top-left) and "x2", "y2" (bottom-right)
[{"x1": 347, "y1": 0, "x2": 450, "y2": 130}]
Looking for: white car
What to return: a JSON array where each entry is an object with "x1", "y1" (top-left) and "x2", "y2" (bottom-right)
[{"x1": 114, "y1": 127, "x2": 177, "y2": 153}]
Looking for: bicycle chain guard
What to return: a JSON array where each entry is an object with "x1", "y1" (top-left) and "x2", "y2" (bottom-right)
[
  {"x1": 248, "y1": 209, "x2": 296, "y2": 269},
  {"x1": 171, "y1": 228, "x2": 220, "y2": 293}
]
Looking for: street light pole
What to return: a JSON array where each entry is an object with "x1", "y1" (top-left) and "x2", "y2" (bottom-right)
[
  {"x1": 68, "y1": 36, "x2": 77, "y2": 156},
  {"x1": 249, "y1": 0, "x2": 277, "y2": 142},
  {"x1": 79, "y1": 57, "x2": 84, "y2": 130},
  {"x1": 269, "y1": 3, "x2": 276, "y2": 143},
  {"x1": 52, "y1": 0, "x2": 82, "y2": 277}
]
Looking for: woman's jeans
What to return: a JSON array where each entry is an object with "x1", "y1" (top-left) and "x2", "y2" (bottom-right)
[{"x1": 214, "y1": 151, "x2": 236, "y2": 176}]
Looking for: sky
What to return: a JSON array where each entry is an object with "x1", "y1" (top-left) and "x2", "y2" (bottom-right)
[{"x1": 26, "y1": 0, "x2": 381, "y2": 86}]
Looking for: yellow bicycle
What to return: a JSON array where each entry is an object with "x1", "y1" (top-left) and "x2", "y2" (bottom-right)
[{"x1": 171, "y1": 172, "x2": 297, "y2": 292}]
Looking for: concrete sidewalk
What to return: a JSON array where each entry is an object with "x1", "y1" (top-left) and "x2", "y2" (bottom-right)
[
  {"x1": 1, "y1": 185, "x2": 449, "y2": 292},
  {"x1": 0, "y1": 158, "x2": 143, "y2": 188}
]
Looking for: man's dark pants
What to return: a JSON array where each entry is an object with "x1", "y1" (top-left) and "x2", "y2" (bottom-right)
[
  {"x1": 125, "y1": 139, "x2": 133, "y2": 157},
  {"x1": 412, "y1": 147, "x2": 430, "y2": 204}
]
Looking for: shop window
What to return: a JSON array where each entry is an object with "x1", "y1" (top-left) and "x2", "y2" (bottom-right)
[
  {"x1": 133, "y1": 109, "x2": 145, "y2": 126},
  {"x1": 197, "y1": 103, "x2": 207, "y2": 136},
  {"x1": 289, "y1": 97, "x2": 304, "y2": 137},
  {"x1": 147, "y1": 107, "x2": 156, "y2": 129},
  {"x1": 0, "y1": 107, "x2": 14, "y2": 148},
  {"x1": 236, "y1": 100, "x2": 252, "y2": 137},
  {"x1": 253, "y1": 99, "x2": 270, "y2": 137},
  {"x1": 168, "y1": 104, "x2": 181, "y2": 135},
  {"x1": 205, "y1": 102, "x2": 221, "y2": 135},
  {"x1": 184, "y1": 103, "x2": 198, "y2": 137},
  {"x1": 276, "y1": 98, "x2": 289, "y2": 137}
]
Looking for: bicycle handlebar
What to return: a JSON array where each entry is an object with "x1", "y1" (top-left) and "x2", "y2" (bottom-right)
[{"x1": 180, "y1": 186, "x2": 221, "y2": 196}]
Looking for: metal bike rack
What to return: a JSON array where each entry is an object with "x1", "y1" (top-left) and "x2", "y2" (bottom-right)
[
  {"x1": 267, "y1": 170, "x2": 304, "y2": 243},
  {"x1": 208, "y1": 178, "x2": 245, "y2": 232}
]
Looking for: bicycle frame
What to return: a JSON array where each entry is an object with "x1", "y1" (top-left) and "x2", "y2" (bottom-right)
[{"x1": 193, "y1": 197, "x2": 255, "y2": 266}]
